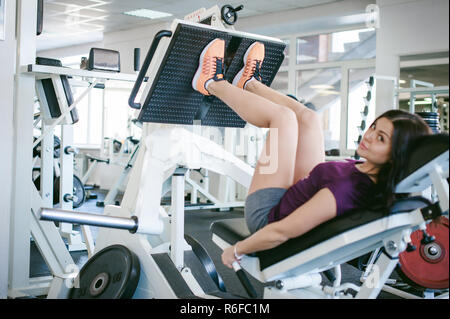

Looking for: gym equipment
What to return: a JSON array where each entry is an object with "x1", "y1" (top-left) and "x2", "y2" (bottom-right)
[
  {"x1": 416, "y1": 112, "x2": 441, "y2": 134},
  {"x1": 94, "y1": 138, "x2": 141, "y2": 207},
  {"x1": 128, "y1": 23, "x2": 285, "y2": 126},
  {"x1": 36, "y1": 7, "x2": 284, "y2": 299},
  {"x1": 9, "y1": 27, "x2": 140, "y2": 298},
  {"x1": 134, "y1": 48, "x2": 141, "y2": 72},
  {"x1": 85, "y1": 48, "x2": 121, "y2": 73},
  {"x1": 33, "y1": 135, "x2": 86, "y2": 209},
  {"x1": 36, "y1": 0, "x2": 43, "y2": 36},
  {"x1": 35, "y1": 57, "x2": 79, "y2": 125},
  {"x1": 210, "y1": 133, "x2": 448, "y2": 299},
  {"x1": 33, "y1": 175, "x2": 85, "y2": 209},
  {"x1": 35, "y1": 7, "x2": 449, "y2": 300},
  {"x1": 69, "y1": 245, "x2": 140, "y2": 299},
  {"x1": 221, "y1": 5, "x2": 244, "y2": 26},
  {"x1": 38, "y1": 131, "x2": 449, "y2": 299},
  {"x1": 398, "y1": 217, "x2": 448, "y2": 290},
  {"x1": 9, "y1": 2, "x2": 143, "y2": 298}
]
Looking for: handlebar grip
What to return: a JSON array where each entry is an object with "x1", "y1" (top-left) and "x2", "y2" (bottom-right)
[
  {"x1": 128, "y1": 30, "x2": 173, "y2": 109},
  {"x1": 232, "y1": 261, "x2": 257, "y2": 298}
]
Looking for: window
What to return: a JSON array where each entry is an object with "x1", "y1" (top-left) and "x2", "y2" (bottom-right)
[
  {"x1": 271, "y1": 71, "x2": 288, "y2": 95},
  {"x1": 281, "y1": 38, "x2": 290, "y2": 67},
  {"x1": 103, "y1": 86, "x2": 141, "y2": 142},
  {"x1": 296, "y1": 28, "x2": 376, "y2": 64},
  {"x1": 72, "y1": 86, "x2": 103, "y2": 147},
  {"x1": 272, "y1": 27, "x2": 377, "y2": 155},
  {"x1": 297, "y1": 68, "x2": 342, "y2": 151}
]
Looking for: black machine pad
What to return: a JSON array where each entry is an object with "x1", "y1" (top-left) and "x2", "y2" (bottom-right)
[
  {"x1": 211, "y1": 197, "x2": 429, "y2": 271},
  {"x1": 137, "y1": 23, "x2": 286, "y2": 127}
]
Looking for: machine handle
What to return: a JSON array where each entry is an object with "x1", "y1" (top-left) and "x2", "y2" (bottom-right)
[
  {"x1": 232, "y1": 261, "x2": 257, "y2": 298},
  {"x1": 128, "y1": 30, "x2": 173, "y2": 109}
]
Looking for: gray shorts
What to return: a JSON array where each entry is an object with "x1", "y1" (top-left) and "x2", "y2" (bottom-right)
[{"x1": 244, "y1": 187, "x2": 287, "y2": 234}]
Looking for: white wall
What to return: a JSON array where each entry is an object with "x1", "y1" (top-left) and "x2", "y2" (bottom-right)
[
  {"x1": 0, "y1": 0, "x2": 16, "y2": 299},
  {"x1": 375, "y1": 0, "x2": 449, "y2": 115}
]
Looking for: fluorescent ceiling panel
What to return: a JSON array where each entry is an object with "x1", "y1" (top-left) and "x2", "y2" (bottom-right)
[{"x1": 123, "y1": 8, "x2": 172, "y2": 19}]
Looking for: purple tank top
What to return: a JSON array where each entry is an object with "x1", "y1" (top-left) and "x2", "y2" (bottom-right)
[{"x1": 268, "y1": 159, "x2": 374, "y2": 223}]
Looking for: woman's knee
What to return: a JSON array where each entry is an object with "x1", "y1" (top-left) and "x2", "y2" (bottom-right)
[
  {"x1": 272, "y1": 106, "x2": 298, "y2": 129},
  {"x1": 297, "y1": 108, "x2": 321, "y2": 129}
]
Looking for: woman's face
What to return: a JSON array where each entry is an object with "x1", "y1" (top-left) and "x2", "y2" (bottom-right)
[{"x1": 357, "y1": 117, "x2": 393, "y2": 165}]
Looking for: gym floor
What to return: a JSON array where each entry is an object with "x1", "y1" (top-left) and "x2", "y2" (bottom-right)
[{"x1": 30, "y1": 190, "x2": 404, "y2": 299}]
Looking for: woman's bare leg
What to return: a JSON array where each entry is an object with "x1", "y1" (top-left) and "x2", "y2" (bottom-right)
[
  {"x1": 245, "y1": 81, "x2": 325, "y2": 182},
  {"x1": 208, "y1": 80, "x2": 298, "y2": 194}
]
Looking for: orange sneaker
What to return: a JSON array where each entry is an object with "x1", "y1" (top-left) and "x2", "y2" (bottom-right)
[
  {"x1": 192, "y1": 38, "x2": 225, "y2": 96},
  {"x1": 232, "y1": 42, "x2": 265, "y2": 89}
]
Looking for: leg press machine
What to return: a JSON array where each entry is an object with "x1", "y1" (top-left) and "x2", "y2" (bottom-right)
[{"x1": 37, "y1": 14, "x2": 449, "y2": 299}]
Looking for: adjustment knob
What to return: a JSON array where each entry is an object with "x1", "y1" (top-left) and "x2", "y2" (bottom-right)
[
  {"x1": 406, "y1": 243, "x2": 417, "y2": 252},
  {"x1": 421, "y1": 230, "x2": 435, "y2": 245}
]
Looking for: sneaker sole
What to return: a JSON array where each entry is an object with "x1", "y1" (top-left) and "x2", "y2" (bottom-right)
[{"x1": 192, "y1": 39, "x2": 223, "y2": 93}]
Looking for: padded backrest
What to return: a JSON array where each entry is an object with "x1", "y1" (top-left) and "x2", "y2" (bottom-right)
[
  {"x1": 137, "y1": 22, "x2": 285, "y2": 127},
  {"x1": 396, "y1": 133, "x2": 449, "y2": 193},
  {"x1": 405, "y1": 133, "x2": 448, "y2": 176}
]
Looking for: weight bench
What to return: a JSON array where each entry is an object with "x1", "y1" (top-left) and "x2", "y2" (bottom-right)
[{"x1": 211, "y1": 133, "x2": 449, "y2": 299}]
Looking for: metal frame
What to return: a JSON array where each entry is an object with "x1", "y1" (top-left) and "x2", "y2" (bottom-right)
[{"x1": 8, "y1": 2, "x2": 140, "y2": 296}]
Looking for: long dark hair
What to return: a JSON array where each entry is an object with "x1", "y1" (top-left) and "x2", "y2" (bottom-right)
[{"x1": 366, "y1": 109, "x2": 432, "y2": 210}]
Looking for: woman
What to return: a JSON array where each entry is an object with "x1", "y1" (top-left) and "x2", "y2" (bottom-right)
[{"x1": 192, "y1": 39, "x2": 432, "y2": 268}]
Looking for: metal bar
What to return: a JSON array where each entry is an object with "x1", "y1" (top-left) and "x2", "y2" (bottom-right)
[
  {"x1": 398, "y1": 85, "x2": 448, "y2": 95},
  {"x1": 170, "y1": 172, "x2": 186, "y2": 270},
  {"x1": 39, "y1": 208, "x2": 138, "y2": 232},
  {"x1": 25, "y1": 64, "x2": 138, "y2": 82}
]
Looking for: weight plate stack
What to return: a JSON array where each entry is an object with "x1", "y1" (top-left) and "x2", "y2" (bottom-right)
[{"x1": 416, "y1": 112, "x2": 441, "y2": 134}]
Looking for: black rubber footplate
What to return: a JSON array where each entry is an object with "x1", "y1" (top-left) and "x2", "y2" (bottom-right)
[{"x1": 138, "y1": 23, "x2": 285, "y2": 127}]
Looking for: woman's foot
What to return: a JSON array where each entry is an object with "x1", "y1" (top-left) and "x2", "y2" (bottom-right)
[
  {"x1": 232, "y1": 42, "x2": 265, "y2": 90},
  {"x1": 192, "y1": 38, "x2": 226, "y2": 96}
]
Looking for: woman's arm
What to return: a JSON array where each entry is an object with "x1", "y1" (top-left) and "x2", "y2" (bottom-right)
[{"x1": 221, "y1": 188, "x2": 338, "y2": 268}]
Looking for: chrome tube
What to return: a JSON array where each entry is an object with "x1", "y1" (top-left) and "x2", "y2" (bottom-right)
[{"x1": 38, "y1": 208, "x2": 138, "y2": 233}]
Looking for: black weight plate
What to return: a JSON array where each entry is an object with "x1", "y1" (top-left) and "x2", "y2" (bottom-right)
[
  {"x1": 70, "y1": 245, "x2": 140, "y2": 299},
  {"x1": 53, "y1": 136, "x2": 61, "y2": 158},
  {"x1": 54, "y1": 175, "x2": 86, "y2": 207},
  {"x1": 72, "y1": 175, "x2": 86, "y2": 208}
]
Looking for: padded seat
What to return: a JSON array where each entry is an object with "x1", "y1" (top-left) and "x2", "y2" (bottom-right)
[{"x1": 210, "y1": 197, "x2": 429, "y2": 271}]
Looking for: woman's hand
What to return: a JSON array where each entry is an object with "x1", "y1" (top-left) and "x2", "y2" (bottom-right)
[{"x1": 221, "y1": 245, "x2": 239, "y2": 269}]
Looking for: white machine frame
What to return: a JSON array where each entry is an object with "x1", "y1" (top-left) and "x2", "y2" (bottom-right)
[{"x1": 9, "y1": 1, "x2": 139, "y2": 296}]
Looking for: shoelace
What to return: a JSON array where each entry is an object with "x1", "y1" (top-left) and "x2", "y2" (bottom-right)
[
  {"x1": 213, "y1": 58, "x2": 225, "y2": 80},
  {"x1": 203, "y1": 56, "x2": 224, "y2": 78},
  {"x1": 244, "y1": 59, "x2": 262, "y2": 80}
]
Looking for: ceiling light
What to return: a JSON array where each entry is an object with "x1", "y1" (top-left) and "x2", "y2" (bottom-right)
[
  {"x1": 407, "y1": 100, "x2": 432, "y2": 105},
  {"x1": 123, "y1": 9, "x2": 172, "y2": 19},
  {"x1": 310, "y1": 84, "x2": 335, "y2": 90},
  {"x1": 318, "y1": 90, "x2": 340, "y2": 96}
]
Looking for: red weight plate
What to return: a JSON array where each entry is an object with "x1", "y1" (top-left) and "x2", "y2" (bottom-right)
[{"x1": 398, "y1": 217, "x2": 448, "y2": 289}]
